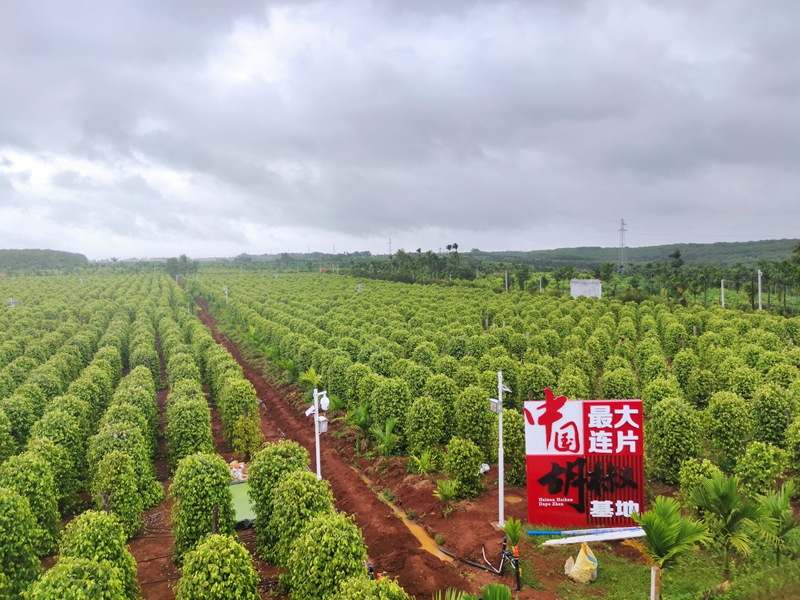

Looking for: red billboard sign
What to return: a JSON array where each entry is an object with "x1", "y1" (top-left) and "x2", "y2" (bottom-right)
[{"x1": 524, "y1": 390, "x2": 644, "y2": 528}]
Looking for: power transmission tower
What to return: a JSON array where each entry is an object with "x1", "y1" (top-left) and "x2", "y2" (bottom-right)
[{"x1": 617, "y1": 219, "x2": 628, "y2": 273}]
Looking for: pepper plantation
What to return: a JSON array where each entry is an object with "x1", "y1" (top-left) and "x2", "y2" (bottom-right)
[{"x1": 1, "y1": 268, "x2": 800, "y2": 599}]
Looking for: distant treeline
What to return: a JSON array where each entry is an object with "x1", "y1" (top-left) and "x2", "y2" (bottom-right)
[
  {"x1": 469, "y1": 239, "x2": 800, "y2": 270},
  {"x1": 0, "y1": 249, "x2": 89, "y2": 274}
]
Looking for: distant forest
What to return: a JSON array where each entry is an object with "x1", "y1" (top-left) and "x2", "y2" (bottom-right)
[
  {"x1": 469, "y1": 238, "x2": 800, "y2": 270},
  {"x1": 0, "y1": 249, "x2": 89, "y2": 274}
]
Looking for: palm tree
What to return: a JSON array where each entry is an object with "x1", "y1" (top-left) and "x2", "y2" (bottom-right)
[
  {"x1": 298, "y1": 366, "x2": 323, "y2": 391},
  {"x1": 759, "y1": 481, "x2": 800, "y2": 566},
  {"x1": 624, "y1": 496, "x2": 709, "y2": 599},
  {"x1": 346, "y1": 403, "x2": 372, "y2": 453},
  {"x1": 689, "y1": 473, "x2": 764, "y2": 581}
]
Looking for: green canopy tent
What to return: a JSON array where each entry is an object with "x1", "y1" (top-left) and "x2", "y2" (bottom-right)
[{"x1": 230, "y1": 481, "x2": 256, "y2": 528}]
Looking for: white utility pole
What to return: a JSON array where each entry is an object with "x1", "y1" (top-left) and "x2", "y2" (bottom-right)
[
  {"x1": 758, "y1": 270, "x2": 763, "y2": 310},
  {"x1": 490, "y1": 371, "x2": 512, "y2": 527},
  {"x1": 720, "y1": 279, "x2": 725, "y2": 308},
  {"x1": 306, "y1": 389, "x2": 329, "y2": 480},
  {"x1": 314, "y1": 390, "x2": 321, "y2": 479}
]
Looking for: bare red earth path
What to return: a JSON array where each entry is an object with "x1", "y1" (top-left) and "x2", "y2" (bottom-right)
[{"x1": 195, "y1": 298, "x2": 563, "y2": 599}]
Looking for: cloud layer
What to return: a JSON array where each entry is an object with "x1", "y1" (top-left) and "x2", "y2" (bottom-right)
[{"x1": 1, "y1": 0, "x2": 798, "y2": 259}]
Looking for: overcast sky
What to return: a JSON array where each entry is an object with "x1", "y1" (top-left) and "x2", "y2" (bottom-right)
[{"x1": 1, "y1": 1, "x2": 798, "y2": 260}]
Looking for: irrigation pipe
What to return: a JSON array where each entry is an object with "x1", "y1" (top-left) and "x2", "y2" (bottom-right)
[{"x1": 436, "y1": 547, "x2": 496, "y2": 573}]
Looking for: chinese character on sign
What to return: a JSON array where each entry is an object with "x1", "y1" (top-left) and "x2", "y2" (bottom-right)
[
  {"x1": 616, "y1": 430, "x2": 638, "y2": 453},
  {"x1": 537, "y1": 458, "x2": 587, "y2": 513},
  {"x1": 589, "y1": 500, "x2": 615, "y2": 518},
  {"x1": 586, "y1": 461, "x2": 638, "y2": 495},
  {"x1": 613, "y1": 404, "x2": 640, "y2": 429},
  {"x1": 554, "y1": 421, "x2": 580, "y2": 452},
  {"x1": 588, "y1": 405, "x2": 613, "y2": 428},
  {"x1": 537, "y1": 389, "x2": 568, "y2": 447},
  {"x1": 615, "y1": 500, "x2": 639, "y2": 518},
  {"x1": 588, "y1": 429, "x2": 613, "y2": 453}
]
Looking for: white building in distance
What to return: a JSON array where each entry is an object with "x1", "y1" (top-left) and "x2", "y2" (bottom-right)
[{"x1": 570, "y1": 279, "x2": 602, "y2": 299}]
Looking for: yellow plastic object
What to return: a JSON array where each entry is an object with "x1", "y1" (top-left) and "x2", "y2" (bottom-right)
[{"x1": 567, "y1": 543, "x2": 598, "y2": 584}]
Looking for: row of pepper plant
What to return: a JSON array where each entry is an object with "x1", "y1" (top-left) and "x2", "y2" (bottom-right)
[{"x1": 191, "y1": 270, "x2": 800, "y2": 503}]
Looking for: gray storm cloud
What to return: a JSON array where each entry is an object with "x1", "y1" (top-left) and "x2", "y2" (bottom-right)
[{"x1": 0, "y1": 0, "x2": 798, "y2": 259}]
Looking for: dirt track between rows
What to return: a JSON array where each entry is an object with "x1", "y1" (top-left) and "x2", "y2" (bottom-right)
[
  {"x1": 193, "y1": 298, "x2": 568, "y2": 599},
  {"x1": 195, "y1": 298, "x2": 472, "y2": 596}
]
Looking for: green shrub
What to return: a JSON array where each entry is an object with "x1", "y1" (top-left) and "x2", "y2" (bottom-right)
[
  {"x1": 343, "y1": 363, "x2": 371, "y2": 406},
  {"x1": 29, "y1": 407, "x2": 86, "y2": 478},
  {"x1": 175, "y1": 534, "x2": 259, "y2": 600},
  {"x1": 454, "y1": 386, "x2": 495, "y2": 458},
  {"x1": 518, "y1": 364, "x2": 556, "y2": 402},
  {"x1": 401, "y1": 363, "x2": 433, "y2": 399},
  {"x1": 113, "y1": 385, "x2": 158, "y2": 438},
  {"x1": 58, "y1": 510, "x2": 139, "y2": 599},
  {"x1": 685, "y1": 368, "x2": 715, "y2": 408},
  {"x1": 705, "y1": 391, "x2": 752, "y2": 473},
  {"x1": 411, "y1": 341, "x2": 439, "y2": 368},
  {"x1": 87, "y1": 423, "x2": 163, "y2": 508},
  {"x1": 752, "y1": 384, "x2": 792, "y2": 447},
  {"x1": 786, "y1": 420, "x2": 800, "y2": 477},
  {"x1": 264, "y1": 470, "x2": 335, "y2": 566},
  {"x1": 0, "y1": 393, "x2": 37, "y2": 449},
  {"x1": 28, "y1": 363, "x2": 67, "y2": 402},
  {"x1": 25, "y1": 557, "x2": 125, "y2": 599},
  {"x1": 94, "y1": 345, "x2": 123, "y2": 385},
  {"x1": 0, "y1": 409, "x2": 14, "y2": 462},
  {"x1": 727, "y1": 366, "x2": 761, "y2": 400},
  {"x1": 166, "y1": 398, "x2": 215, "y2": 468},
  {"x1": 170, "y1": 453, "x2": 236, "y2": 562},
  {"x1": 129, "y1": 345, "x2": 160, "y2": 384},
  {"x1": 663, "y1": 321, "x2": 687, "y2": 359},
  {"x1": 444, "y1": 437, "x2": 485, "y2": 500},
  {"x1": 735, "y1": 441, "x2": 786, "y2": 497},
  {"x1": 671, "y1": 348, "x2": 699, "y2": 389},
  {"x1": 369, "y1": 351, "x2": 397, "y2": 378},
  {"x1": 283, "y1": 512, "x2": 368, "y2": 600},
  {"x1": 678, "y1": 458, "x2": 723, "y2": 503},
  {"x1": 248, "y1": 440, "x2": 309, "y2": 556},
  {"x1": 68, "y1": 364, "x2": 114, "y2": 414},
  {"x1": 100, "y1": 401, "x2": 154, "y2": 458},
  {"x1": 765, "y1": 362, "x2": 799, "y2": 389},
  {"x1": 231, "y1": 413, "x2": 264, "y2": 460},
  {"x1": 0, "y1": 487, "x2": 41, "y2": 597},
  {"x1": 337, "y1": 576, "x2": 411, "y2": 599},
  {"x1": 645, "y1": 397, "x2": 701, "y2": 485},
  {"x1": 25, "y1": 436, "x2": 77, "y2": 514},
  {"x1": 91, "y1": 450, "x2": 143, "y2": 538},
  {"x1": 405, "y1": 396, "x2": 446, "y2": 455},
  {"x1": 599, "y1": 367, "x2": 638, "y2": 400},
  {"x1": 639, "y1": 354, "x2": 668, "y2": 384},
  {"x1": 49, "y1": 394, "x2": 92, "y2": 440},
  {"x1": 641, "y1": 376, "x2": 683, "y2": 414},
  {"x1": 0, "y1": 452, "x2": 60, "y2": 556},
  {"x1": 370, "y1": 378, "x2": 412, "y2": 434},
  {"x1": 502, "y1": 408, "x2": 526, "y2": 487},
  {"x1": 218, "y1": 377, "x2": 259, "y2": 440},
  {"x1": 556, "y1": 366, "x2": 591, "y2": 401},
  {"x1": 167, "y1": 352, "x2": 202, "y2": 386}
]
